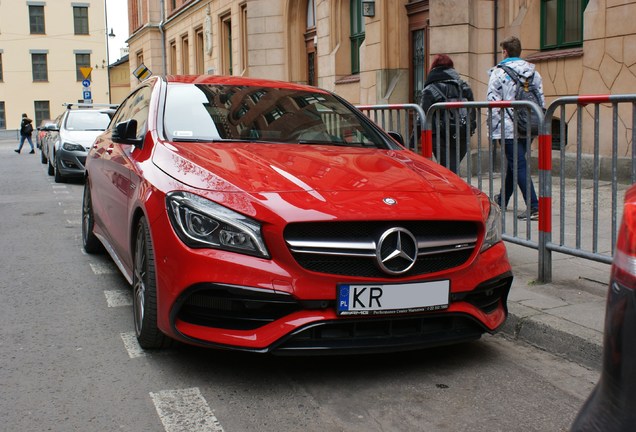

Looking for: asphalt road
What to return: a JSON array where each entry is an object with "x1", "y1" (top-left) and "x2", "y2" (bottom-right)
[{"x1": 0, "y1": 140, "x2": 599, "y2": 432}]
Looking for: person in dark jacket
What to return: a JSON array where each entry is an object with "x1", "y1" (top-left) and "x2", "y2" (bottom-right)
[
  {"x1": 420, "y1": 54, "x2": 476, "y2": 174},
  {"x1": 15, "y1": 113, "x2": 35, "y2": 154}
]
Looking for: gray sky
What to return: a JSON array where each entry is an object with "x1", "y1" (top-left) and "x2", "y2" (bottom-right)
[{"x1": 106, "y1": 0, "x2": 129, "y2": 64}]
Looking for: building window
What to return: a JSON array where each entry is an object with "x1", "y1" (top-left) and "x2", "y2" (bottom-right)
[
  {"x1": 32, "y1": 54, "x2": 48, "y2": 81},
  {"x1": 0, "y1": 53, "x2": 3, "y2": 82},
  {"x1": 34, "y1": 101, "x2": 50, "y2": 126},
  {"x1": 181, "y1": 35, "x2": 190, "y2": 74},
  {"x1": 221, "y1": 14, "x2": 232, "y2": 75},
  {"x1": 350, "y1": 0, "x2": 365, "y2": 74},
  {"x1": 541, "y1": 0, "x2": 589, "y2": 50},
  {"x1": 0, "y1": 102, "x2": 5, "y2": 129},
  {"x1": 75, "y1": 53, "x2": 91, "y2": 81},
  {"x1": 170, "y1": 41, "x2": 177, "y2": 74},
  {"x1": 73, "y1": 6, "x2": 89, "y2": 35},
  {"x1": 195, "y1": 27, "x2": 204, "y2": 74},
  {"x1": 29, "y1": 5, "x2": 45, "y2": 34}
]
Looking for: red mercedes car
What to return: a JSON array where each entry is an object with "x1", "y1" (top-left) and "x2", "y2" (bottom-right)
[{"x1": 82, "y1": 75, "x2": 512, "y2": 354}]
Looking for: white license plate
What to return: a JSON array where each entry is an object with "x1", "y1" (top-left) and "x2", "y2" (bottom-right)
[{"x1": 337, "y1": 280, "x2": 449, "y2": 316}]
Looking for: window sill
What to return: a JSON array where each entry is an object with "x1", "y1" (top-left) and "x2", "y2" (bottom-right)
[
  {"x1": 526, "y1": 48, "x2": 583, "y2": 63},
  {"x1": 335, "y1": 74, "x2": 360, "y2": 85}
]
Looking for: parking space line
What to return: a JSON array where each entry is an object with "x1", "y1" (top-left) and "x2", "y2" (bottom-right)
[
  {"x1": 104, "y1": 290, "x2": 133, "y2": 307},
  {"x1": 150, "y1": 388, "x2": 225, "y2": 432},
  {"x1": 66, "y1": 219, "x2": 81, "y2": 225},
  {"x1": 89, "y1": 262, "x2": 116, "y2": 275},
  {"x1": 120, "y1": 332, "x2": 147, "y2": 358}
]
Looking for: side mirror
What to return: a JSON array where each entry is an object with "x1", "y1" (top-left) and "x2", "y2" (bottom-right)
[
  {"x1": 387, "y1": 131, "x2": 404, "y2": 146},
  {"x1": 43, "y1": 124, "x2": 59, "y2": 132},
  {"x1": 112, "y1": 119, "x2": 143, "y2": 148}
]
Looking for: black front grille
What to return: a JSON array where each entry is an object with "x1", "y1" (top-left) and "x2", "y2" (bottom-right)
[
  {"x1": 452, "y1": 273, "x2": 513, "y2": 314},
  {"x1": 272, "y1": 314, "x2": 485, "y2": 355},
  {"x1": 173, "y1": 284, "x2": 301, "y2": 330},
  {"x1": 285, "y1": 220, "x2": 479, "y2": 277},
  {"x1": 294, "y1": 249, "x2": 473, "y2": 278}
]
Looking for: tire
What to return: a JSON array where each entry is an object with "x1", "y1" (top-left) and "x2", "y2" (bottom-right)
[
  {"x1": 82, "y1": 181, "x2": 104, "y2": 254},
  {"x1": 133, "y1": 217, "x2": 170, "y2": 349},
  {"x1": 40, "y1": 149, "x2": 47, "y2": 164},
  {"x1": 54, "y1": 154, "x2": 65, "y2": 183},
  {"x1": 47, "y1": 156, "x2": 54, "y2": 176}
]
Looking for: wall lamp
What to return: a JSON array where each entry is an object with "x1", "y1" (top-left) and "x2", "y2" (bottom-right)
[{"x1": 362, "y1": 0, "x2": 375, "y2": 17}]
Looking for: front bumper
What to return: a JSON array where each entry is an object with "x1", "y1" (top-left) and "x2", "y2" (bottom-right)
[
  {"x1": 57, "y1": 148, "x2": 87, "y2": 178},
  {"x1": 151, "y1": 212, "x2": 512, "y2": 354}
]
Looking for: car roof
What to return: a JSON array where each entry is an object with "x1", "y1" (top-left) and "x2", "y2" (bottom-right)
[{"x1": 161, "y1": 74, "x2": 329, "y2": 93}]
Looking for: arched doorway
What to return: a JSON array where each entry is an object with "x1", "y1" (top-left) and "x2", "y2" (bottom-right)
[{"x1": 406, "y1": 1, "x2": 429, "y2": 103}]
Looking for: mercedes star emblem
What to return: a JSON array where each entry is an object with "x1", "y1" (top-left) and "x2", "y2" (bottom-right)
[{"x1": 376, "y1": 227, "x2": 418, "y2": 275}]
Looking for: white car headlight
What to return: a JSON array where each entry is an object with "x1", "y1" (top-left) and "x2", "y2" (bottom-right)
[
  {"x1": 62, "y1": 142, "x2": 85, "y2": 152},
  {"x1": 166, "y1": 191, "x2": 269, "y2": 258}
]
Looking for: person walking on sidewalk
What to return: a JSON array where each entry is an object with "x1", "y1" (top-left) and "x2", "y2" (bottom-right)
[
  {"x1": 15, "y1": 113, "x2": 35, "y2": 154},
  {"x1": 419, "y1": 54, "x2": 476, "y2": 174},
  {"x1": 487, "y1": 36, "x2": 544, "y2": 220}
]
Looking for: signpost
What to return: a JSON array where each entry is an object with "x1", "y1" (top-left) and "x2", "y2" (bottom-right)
[{"x1": 80, "y1": 68, "x2": 93, "y2": 104}]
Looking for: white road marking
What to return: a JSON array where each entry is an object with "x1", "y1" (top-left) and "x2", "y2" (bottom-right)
[
  {"x1": 104, "y1": 290, "x2": 133, "y2": 307},
  {"x1": 64, "y1": 208, "x2": 81, "y2": 215},
  {"x1": 53, "y1": 190, "x2": 70, "y2": 194},
  {"x1": 120, "y1": 332, "x2": 147, "y2": 358},
  {"x1": 66, "y1": 218, "x2": 81, "y2": 225},
  {"x1": 89, "y1": 262, "x2": 116, "y2": 275},
  {"x1": 150, "y1": 388, "x2": 225, "y2": 432}
]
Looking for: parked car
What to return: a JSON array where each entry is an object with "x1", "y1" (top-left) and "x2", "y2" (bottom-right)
[
  {"x1": 35, "y1": 119, "x2": 54, "y2": 152},
  {"x1": 571, "y1": 184, "x2": 636, "y2": 431},
  {"x1": 82, "y1": 75, "x2": 513, "y2": 353},
  {"x1": 42, "y1": 104, "x2": 116, "y2": 182}
]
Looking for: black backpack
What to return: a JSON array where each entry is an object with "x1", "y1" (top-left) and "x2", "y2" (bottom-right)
[
  {"x1": 427, "y1": 80, "x2": 474, "y2": 140},
  {"x1": 23, "y1": 122, "x2": 33, "y2": 135},
  {"x1": 498, "y1": 64, "x2": 543, "y2": 136}
]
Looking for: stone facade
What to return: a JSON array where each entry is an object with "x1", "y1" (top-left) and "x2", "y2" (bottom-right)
[{"x1": 126, "y1": 0, "x2": 635, "y2": 156}]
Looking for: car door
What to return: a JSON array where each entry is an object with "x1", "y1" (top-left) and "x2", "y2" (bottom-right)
[{"x1": 97, "y1": 86, "x2": 152, "y2": 274}]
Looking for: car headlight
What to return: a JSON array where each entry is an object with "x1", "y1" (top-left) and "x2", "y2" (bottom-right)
[
  {"x1": 166, "y1": 191, "x2": 269, "y2": 258},
  {"x1": 480, "y1": 198, "x2": 502, "y2": 252},
  {"x1": 62, "y1": 142, "x2": 85, "y2": 152}
]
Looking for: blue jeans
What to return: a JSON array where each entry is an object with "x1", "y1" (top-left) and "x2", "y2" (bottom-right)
[
  {"x1": 499, "y1": 138, "x2": 539, "y2": 210},
  {"x1": 18, "y1": 134, "x2": 34, "y2": 151}
]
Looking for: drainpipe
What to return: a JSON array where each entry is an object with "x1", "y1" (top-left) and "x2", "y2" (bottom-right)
[
  {"x1": 159, "y1": 0, "x2": 167, "y2": 75},
  {"x1": 493, "y1": 0, "x2": 499, "y2": 66}
]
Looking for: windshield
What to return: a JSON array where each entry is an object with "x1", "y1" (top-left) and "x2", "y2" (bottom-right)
[
  {"x1": 65, "y1": 111, "x2": 113, "y2": 131},
  {"x1": 163, "y1": 83, "x2": 391, "y2": 148}
]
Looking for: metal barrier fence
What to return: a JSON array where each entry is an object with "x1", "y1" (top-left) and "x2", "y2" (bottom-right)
[
  {"x1": 540, "y1": 95, "x2": 636, "y2": 281},
  {"x1": 359, "y1": 97, "x2": 636, "y2": 283},
  {"x1": 356, "y1": 104, "x2": 426, "y2": 153}
]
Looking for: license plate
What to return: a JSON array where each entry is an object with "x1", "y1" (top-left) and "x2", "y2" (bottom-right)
[{"x1": 337, "y1": 280, "x2": 449, "y2": 316}]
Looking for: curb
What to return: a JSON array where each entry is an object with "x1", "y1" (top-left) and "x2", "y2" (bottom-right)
[{"x1": 501, "y1": 305, "x2": 602, "y2": 370}]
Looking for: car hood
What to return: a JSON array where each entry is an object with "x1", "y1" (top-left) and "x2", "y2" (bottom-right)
[
  {"x1": 152, "y1": 141, "x2": 482, "y2": 220},
  {"x1": 61, "y1": 130, "x2": 105, "y2": 146}
]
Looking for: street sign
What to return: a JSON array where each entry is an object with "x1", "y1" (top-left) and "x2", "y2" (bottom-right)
[
  {"x1": 83, "y1": 90, "x2": 92, "y2": 100},
  {"x1": 133, "y1": 63, "x2": 152, "y2": 81},
  {"x1": 80, "y1": 67, "x2": 93, "y2": 79},
  {"x1": 82, "y1": 79, "x2": 91, "y2": 88}
]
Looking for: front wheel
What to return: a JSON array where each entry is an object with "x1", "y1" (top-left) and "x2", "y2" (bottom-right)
[
  {"x1": 82, "y1": 181, "x2": 103, "y2": 254},
  {"x1": 54, "y1": 155, "x2": 65, "y2": 183},
  {"x1": 133, "y1": 217, "x2": 170, "y2": 349}
]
